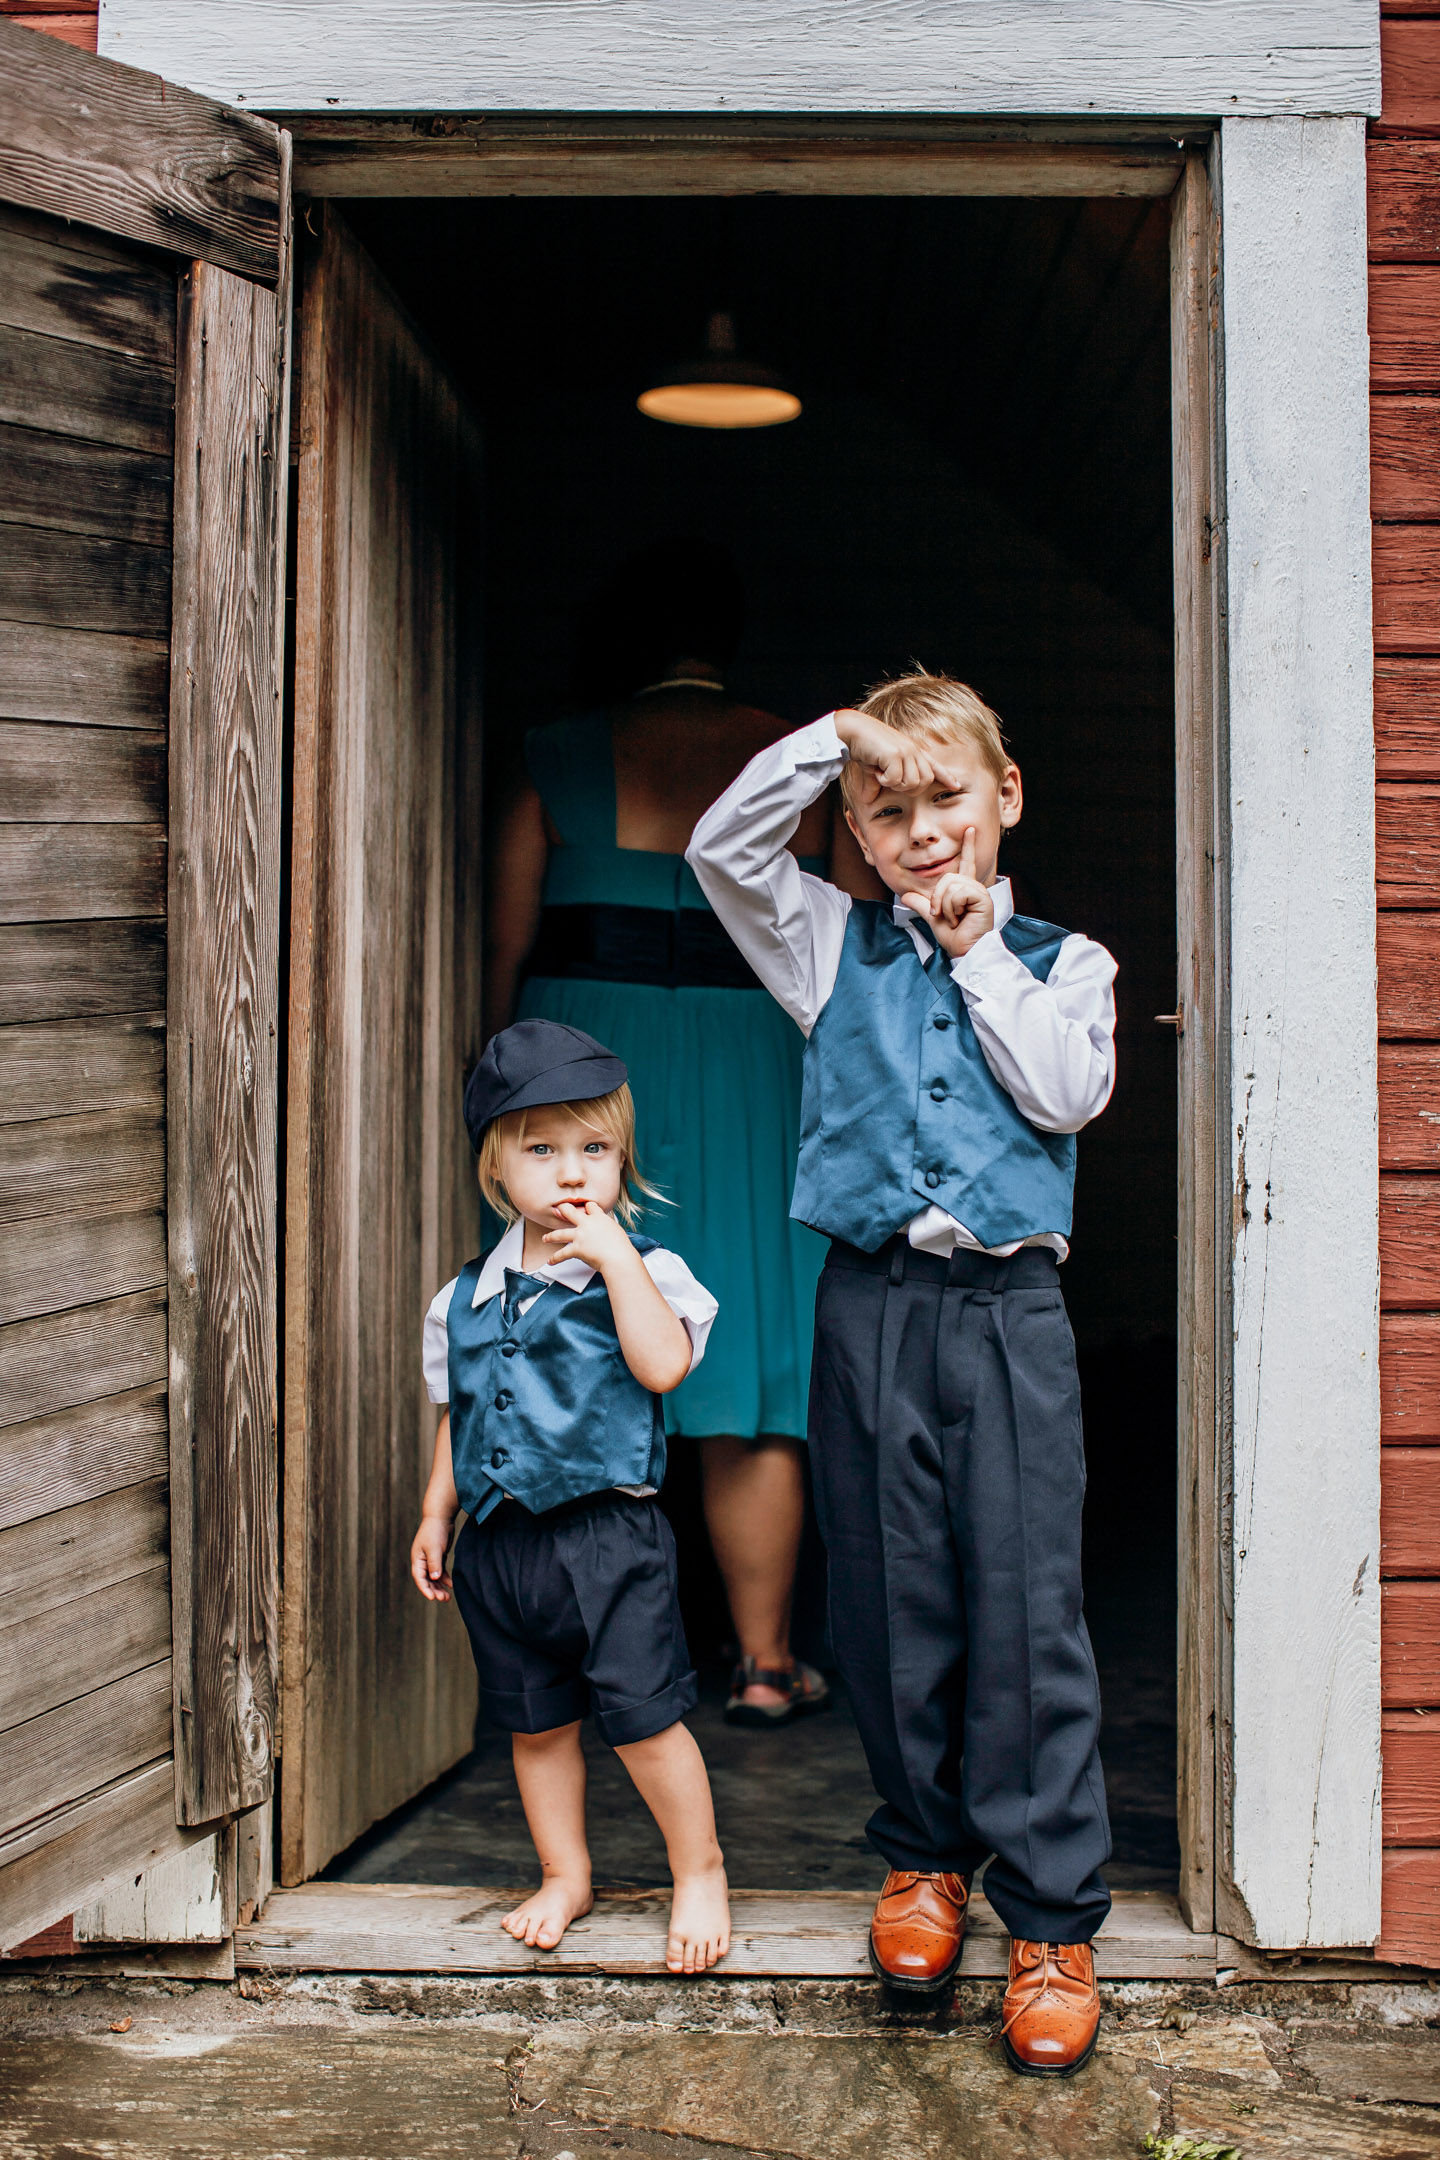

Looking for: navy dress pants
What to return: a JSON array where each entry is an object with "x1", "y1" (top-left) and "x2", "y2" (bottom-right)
[{"x1": 807, "y1": 1237, "x2": 1111, "y2": 1945}]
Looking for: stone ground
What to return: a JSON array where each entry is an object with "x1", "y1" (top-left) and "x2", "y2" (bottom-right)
[{"x1": 5, "y1": 1972, "x2": 1440, "y2": 2159}]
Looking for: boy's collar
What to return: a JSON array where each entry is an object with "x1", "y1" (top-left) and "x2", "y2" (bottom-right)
[
  {"x1": 473, "y1": 1217, "x2": 596, "y2": 1306},
  {"x1": 892, "y1": 874, "x2": 1014, "y2": 936}
]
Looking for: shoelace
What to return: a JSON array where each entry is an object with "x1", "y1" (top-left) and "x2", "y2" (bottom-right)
[{"x1": 1000, "y1": 1942, "x2": 1063, "y2": 2034}]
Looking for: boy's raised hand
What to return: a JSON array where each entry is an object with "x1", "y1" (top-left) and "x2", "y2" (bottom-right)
[
  {"x1": 902, "y1": 826, "x2": 995, "y2": 960},
  {"x1": 543, "y1": 1198, "x2": 634, "y2": 1274},
  {"x1": 833, "y1": 708, "x2": 954, "y2": 802}
]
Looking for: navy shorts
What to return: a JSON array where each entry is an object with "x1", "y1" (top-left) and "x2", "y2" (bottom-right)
[{"x1": 451, "y1": 1493, "x2": 698, "y2": 1747}]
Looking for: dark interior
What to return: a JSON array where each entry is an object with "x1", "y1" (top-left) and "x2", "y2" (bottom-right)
[{"x1": 324, "y1": 192, "x2": 1179, "y2": 1895}]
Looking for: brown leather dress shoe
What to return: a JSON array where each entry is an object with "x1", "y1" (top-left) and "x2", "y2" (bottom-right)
[
  {"x1": 1001, "y1": 1938, "x2": 1101, "y2": 2075},
  {"x1": 867, "y1": 1869, "x2": 971, "y2": 1994}
]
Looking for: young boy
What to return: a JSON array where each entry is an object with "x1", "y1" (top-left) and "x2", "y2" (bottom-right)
[
  {"x1": 687, "y1": 674, "x2": 1116, "y2": 2072},
  {"x1": 411, "y1": 1019, "x2": 730, "y2": 1974}
]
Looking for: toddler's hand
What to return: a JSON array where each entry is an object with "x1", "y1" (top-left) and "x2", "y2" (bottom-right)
[
  {"x1": 832, "y1": 709, "x2": 956, "y2": 803},
  {"x1": 411, "y1": 1515, "x2": 455, "y2": 1602},
  {"x1": 902, "y1": 827, "x2": 995, "y2": 960},
  {"x1": 543, "y1": 1199, "x2": 634, "y2": 1274}
]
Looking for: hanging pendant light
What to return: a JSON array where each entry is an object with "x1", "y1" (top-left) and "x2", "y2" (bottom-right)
[{"x1": 638, "y1": 311, "x2": 801, "y2": 430}]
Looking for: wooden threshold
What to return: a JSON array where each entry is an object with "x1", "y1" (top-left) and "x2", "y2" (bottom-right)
[{"x1": 237, "y1": 1884, "x2": 1216, "y2": 1980}]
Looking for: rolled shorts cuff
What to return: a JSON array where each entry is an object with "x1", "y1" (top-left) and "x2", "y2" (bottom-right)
[
  {"x1": 479, "y1": 1676, "x2": 589, "y2": 1735},
  {"x1": 593, "y1": 1669, "x2": 698, "y2": 1748}
]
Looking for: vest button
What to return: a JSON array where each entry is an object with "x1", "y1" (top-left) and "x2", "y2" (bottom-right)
[
  {"x1": 500, "y1": 1341, "x2": 518, "y2": 1358},
  {"x1": 930, "y1": 1084, "x2": 947, "y2": 1102},
  {"x1": 494, "y1": 1390, "x2": 513, "y2": 1410},
  {"x1": 925, "y1": 1170, "x2": 942, "y2": 1189},
  {"x1": 933, "y1": 1015, "x2": 951, "y2": 1030},
  {"x1": 490, "y1": 1449, "x2": 508, "y2": 1468}
]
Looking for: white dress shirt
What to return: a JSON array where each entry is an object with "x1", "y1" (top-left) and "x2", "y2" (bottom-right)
[{"x1": 686, "y1": 713, "x2": 1118, "y2": 1261}]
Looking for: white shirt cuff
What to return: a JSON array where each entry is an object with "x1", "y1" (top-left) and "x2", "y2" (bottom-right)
[{"x1": 950, "y1": 926, "x2": 1018, "y2": 988}]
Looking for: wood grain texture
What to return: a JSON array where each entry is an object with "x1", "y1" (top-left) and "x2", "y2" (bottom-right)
[
  {"x1": 166, "y1": 238, "x2": 289, "y2": 1825},
  {"x1": 0, "y1": 1287, "x2": 166, "y2": 1430},
  {"x1": 1381, "y1": 1175, "x2": 1440, "y2": 1308},
  {"x1": 74, "y1": 1826, "x2": 228, "y2": 1943},
  {"x1": 0, "y1": 722, "x2": 164, "y2": 822},
  {"x1": 283, "y1": 207, "x2": 480, "y2": 1884},
  {"x1": 0, "y1": 1104, "x2": 163, "y2": 1227},
  {"x1": 1380, "y1": 14, "x2": 1440, "y2": 133},
  {"x1": 1379, "y1": 913, "x2": 1440, "y2": 1035},
  {"x1": 1384, "y1": 1315, "x2": 1440, "y2": 1442},
  {"x1": 0, "y1": 1559, "x2": 169, "y2": 1731},
  {"x1": 1376, "y1": 656, "x2": 1440, "y2": 779},
  {"x1": 1378, "y1": 786, "x2": 1440, "y2": 907},
  {"x1": 1383, "y1": 1712, "x2": 1440, "y2": 1843},
  {"x1": 0, "y1": 202, "x2": 172, "y2": 366},
  {"x1": 0, "y1": 621, "x2": 168, "y2": 730},
  {"x1": 0, "y1": 825, "x2": 165, "y2": 923},
  {"x1": 1381, "y1": 1847, "x2": 1440, "y2": 1965},
  {"x1": 0, "y1": 322, "x2": 173, "y2": 454},
  {"x1": 0, "y1": 920, "x2": 164, "y2": 1022},
  {"x1": 1369, "y1": 143, "x2": 1440, "y2": 260},
  {"x1": 1170, "y1": 147, "x2": 1223, "y2": 1938},
  {"x1": 0, "y1": 1657, "x2": 170, "y2": 1837},
  {"x1": 1380, "y1": 1045, "x2": 1440, "y2": 1169},
  {"x1": 0, "y1": 1203, "x2": 164, "y2": 1324},
  {"x1": 1384, "y1": 1581, "x2": 1440, "y2": 1704},
  {"x1": 0, "y1": 428, "x2": 170, "y2": 552},
  {"x1": 0, "y1": 1757, "x2": 201, "y2": 1953},
  {"x1": 0, "y1": 1014, "x2": 163, "y2": 1125},
  {"x1": 0, "y1": 1383, "x2": 167, "y2": 1530},
  {"x1": 0, "y1": 1477, "x2": 167, "y2": 1630},
  {"x1": 1376, "y1": 524, "x2": 1440, "y2": 652},
  {"x1": 96, "y1": 0, "x2": 1382, "y2": 117},
  {"x1": 1373, "y1": 397, "x2": 1440, "y2": 516},
  {"x1": 1222, "y1": 116, "x2": 1380, "y2": 1948},
  {"x1": 0, "y1": 527, "x2": 170, "y2": 641},
  {"x1": 0, "y1": 16, "x2": 282, "y2": 282},
  {"x1": 1370, "y1": 266, "x2": 1440, "y2": 394},
  {"x1": 8, "y1": 16, "x2": 98, "y2": 53},
  {"x1": 1383, "y1": 1448, "x2": 1440, "y2": 1576}
]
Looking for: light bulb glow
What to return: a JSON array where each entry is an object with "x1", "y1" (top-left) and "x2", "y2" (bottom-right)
[{"x1": 637, "y1": 381, "x2": 802, "y2": 430}]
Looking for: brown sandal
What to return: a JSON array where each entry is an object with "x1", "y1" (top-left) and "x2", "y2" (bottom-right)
[{"x1": 724, "y1": 1657, "x2": 831, "y2": 1727}]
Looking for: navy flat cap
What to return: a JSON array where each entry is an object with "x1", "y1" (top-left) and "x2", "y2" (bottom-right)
[{"x1": 463, "y1": 1019, "x2": 628, "y2": 1150}]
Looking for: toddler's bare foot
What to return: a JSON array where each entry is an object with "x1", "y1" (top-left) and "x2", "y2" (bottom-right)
[
  {"x1": 502, "y1": 1874, "x2": 593, "y2": 1950},
  {"x1": 666, "y1": 1861, "x2": 731, "y2": 1974}
]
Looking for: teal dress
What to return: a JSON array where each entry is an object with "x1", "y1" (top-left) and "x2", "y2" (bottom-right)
[{"x1": 516, "y1": 714, "x2": 827, "y2": 1441}]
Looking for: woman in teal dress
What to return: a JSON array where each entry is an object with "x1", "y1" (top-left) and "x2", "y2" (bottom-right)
[{"x1": 484, "y1": 546, "x2": 876, "y2": 1723}]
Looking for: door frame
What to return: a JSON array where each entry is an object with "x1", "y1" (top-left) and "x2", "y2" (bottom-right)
[{"x1": 275, "y1": 117, "x2": 1380, "y2": 1948}]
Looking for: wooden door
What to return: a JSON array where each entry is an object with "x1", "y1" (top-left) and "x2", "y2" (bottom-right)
[
  {"x1": 283, "y1": 207, "x2": 483, "y2": 1884},
  {"x1": 0, "y1": 21, "x2": 288, "y2": 1950}
]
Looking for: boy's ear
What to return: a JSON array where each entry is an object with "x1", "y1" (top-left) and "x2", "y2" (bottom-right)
[
  {"x1": 998, "y1": 760, "x2": 1023, "y2": 828},
  {"x1": 843, "y1": 803, "x2": 876, "y2": 866}
]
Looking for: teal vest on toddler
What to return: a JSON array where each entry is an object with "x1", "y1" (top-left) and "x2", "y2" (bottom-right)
[
  {"x1": 790, "y1": 901, "x2": 1076, "y2": 1253},
  {"x1": 446, "y1": 1234, "x2": 667, "y2": 1523}
]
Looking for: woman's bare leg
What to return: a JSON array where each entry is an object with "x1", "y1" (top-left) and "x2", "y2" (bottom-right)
[
  {"x1": 503, "y1": 1722, "x2": 595, "y2": 1948},
  {"x1": 616, "y1": 1722, "x2": 730, "y2": 1972},
  {"x1": 700, "y1": 1435, "x2": 806, "y2": 1708}
]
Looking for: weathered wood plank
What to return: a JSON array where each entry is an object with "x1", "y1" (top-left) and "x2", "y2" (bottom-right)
[
  {"x1": 7, "y1": 16, "x2": 97, "y2": 55},
  {"x1": 1376, "y1": 526, "x2": 1440, "y2": 654},
  {"x1": 0, "y1": 1103, "x2": 163, "y2": 1226},
  {"x1": 0, "y1": 823, "x2": 165, "y2": 922},
  {"x1": 0, "y1": 621, "x2": 168, "y2": 730},
  {"x1": 1369, "y1": 143, "x2": 1440, "y2": 262},
  {"x1": 74, "y1": 1829, "x2": 227, "y2": 1943},
  {"x1": 0, "y1": 722, "x2": 165, "y2": 822},
  {"x1": 1380, "y1": 15, "x2": 1440, "y2": 134},
  {"x1": 1384, "y1": 1447, "x2": 1440, "y2": 1580},
  {"x1": 1371, "y1": 267, "x2": 1440, "y2": 394},
  {"x1": 236, "y1": 1796, "x2": 271, "y2": 1926},
  {"x1": 1379, "y1": 913, "x2": 1440, "y2": 1036},
  {"x1": 1384, "y1": 1314, "x2": 1440, "y2": 1442},
  {"x1": 0, "y1": 1287, "x2": 166, "y2": 1430},
  {"x1": 0, "y1": 1382, "x2": 166, "y2": 1530},
  {"x1": 236, "y1": 1883, "x2": 1217, "y2": 1981},
  {"x1": 0, "y1": 16, "x2": 282, "y2": 283},
  {"x1": 0, "y1": 322, "x2": 172, "y2": 454},
  {"x1": 1375, "y1": 656, "x2": 1440, "y2": 780},
  {"x1": 0, "y1": 919, "x2": 164, "y2": 1022},
  {"x1": 1380, "y1": 1044, "x2": 1440, "y2": 1169},
  {"x1": 1378, "y1": 784, "x2": 1440, "y2": 908},
  {"x1": 0, "y1": 1757, "x2": 202, "y2": 1954},
  {"x1": 0, "y1": 1203, "x2": 165, "y2": 1324},
  {"x1": 0, "y1": 1477, "x2": 167, "y2": 1629},
  {"x1": 1383, "y1": 1712, "x2": 1440, "y2": 1843},
  {"x1": 0, "y1": 200, "x2": 173, "y2": 366},
  {"x1": 0, "y1": 1558, "x2": 169, "y2": 1731},
  {"x1": 1381, "y1": 1847, "x2": 1440, "y2": 1967},
  {"x1": 0, "y1": 523, "x2": 170, "y2": 639},
  {"x1": 1373, "y1": 398, "x2": 1440, "y2": 517},
  {"x1": 0, "y1": 1014, "x2": 162, "y2": 1124},
  {"x1": 0, "y1": 426, "x2": 170, "y2": 550},
  {"x1": 1384, "y1": 1581, "x2": 1440, "y2": 1705},
  {"x1": 1381, "y1": 1175, "x2": 1440, "y2": 1308},
  {"x1": 167, "y1": 244, "x2": 289, "y2": 1824},
  {"x1": 0, "y1": 1656, "x2": 170, "y2": 1835}
]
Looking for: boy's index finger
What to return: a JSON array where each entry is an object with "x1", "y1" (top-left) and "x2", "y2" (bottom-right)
[{"x1": 959, "y1": 826, "x2": 977, "y2": 880}]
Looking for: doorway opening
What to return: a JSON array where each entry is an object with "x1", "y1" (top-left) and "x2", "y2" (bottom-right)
[{"x1": 295, "y1": 190, "x2": 1179, "y2": 1906}]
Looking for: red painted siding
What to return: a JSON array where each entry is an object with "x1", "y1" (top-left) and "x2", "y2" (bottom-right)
[
  {"x1": 1375, "y1": 4, "x2": 1440, "y2": 1968},
  {"x1": 0, "y1": 1, "x2": 97, "y2": 50}
]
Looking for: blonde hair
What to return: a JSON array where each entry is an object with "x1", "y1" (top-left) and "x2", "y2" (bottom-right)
[
  {"x1": 840, "y1": 670, "x2": 1012, "y2": 815},
  {"x1": 477, "y1": 1086, "x2": 662, "y2": 1229}
]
